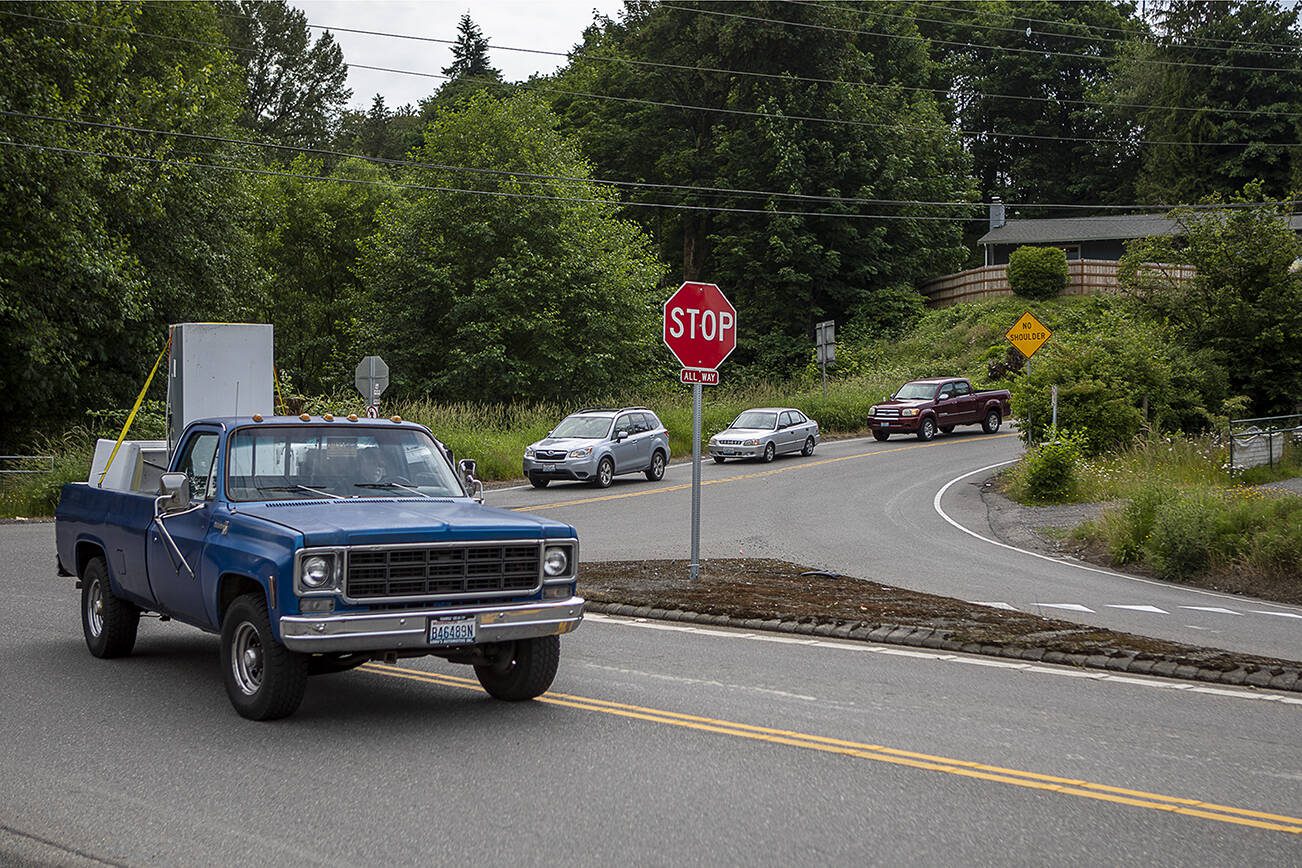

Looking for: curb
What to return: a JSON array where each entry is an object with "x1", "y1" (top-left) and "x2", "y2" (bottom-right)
[{"x1": 584, "y1": 601, "x2": 1302, "y2": 695}]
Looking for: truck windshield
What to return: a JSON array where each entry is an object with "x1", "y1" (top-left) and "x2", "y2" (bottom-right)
[
  {"x1": 895, "y1": 382, "x2": 941, "y2": 400},
  {"x1": 551, "y1": 416, "x2": 613, "y2": 439},
  {"x1": 732, "y1": 412, "x2": 777, "y2": 430},
  {"x1": 226, "y1": 426, "x2": 464, "y2": 501}
]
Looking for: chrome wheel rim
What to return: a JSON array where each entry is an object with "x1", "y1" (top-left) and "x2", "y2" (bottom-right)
[
  {"x1": 599, "y1": 461, "x2": 612, "y2": 485},
  {"x1": 765, "y1": 444, "x2": 774, "y2": 461},
  {"x1": 804, "y1": 437, "x2": 814, "y2": 454},
  {"x1": 231, "y1": 621, "x2": 264, "y2": 696},
  {"x1": 652, "y1": 455, "x2": 664, "y2": 477},
  {"x1": 86, "y1": 578, "x2": 104, "y2": 638},
  {"x1": 988, "y1": 412, "x2": 999, "y2": 429}
]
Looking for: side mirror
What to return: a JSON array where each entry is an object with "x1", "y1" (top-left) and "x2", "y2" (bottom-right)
[
  {"x1": 616, "y1": 430, "x2": 629, "y2": 441},
  {"x1": 158, "y1": 472, "x2": 191, "y2": 514},
  {"x1": 458, "y1": 459, "x2": 484, "y2": 504}
]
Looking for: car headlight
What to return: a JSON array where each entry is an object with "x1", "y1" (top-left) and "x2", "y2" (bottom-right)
[
  {"x1": 901, "y1": 408, "x2": 919, "y2": 417},
  {"x1": 543, "y1": 546, "x2": 570, "y2": 577},
  {"x1": 743, "y1": 438, "x2": 760, "y2": 447},
  {"x1": 869, "y1": 406, "x2": 878, "y2": 416},
  {"x1": 525, "y1": 447, "x2": 536, "y2": 458},
  {"x1": 301, "y1": 554, "x2": 334, "y2": 589},
  {"x1": 568, "y1": 446, "x2": 592, "y2": 459}
]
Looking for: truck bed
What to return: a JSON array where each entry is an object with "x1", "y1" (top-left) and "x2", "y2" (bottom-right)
[{"x1": 56, "y1": 483, "x2": 160, "y2": 611}]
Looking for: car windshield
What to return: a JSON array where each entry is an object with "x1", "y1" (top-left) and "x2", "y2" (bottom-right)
[
  {"x1": 551, "y1": 415, "x2": 613, "y2": 439},
  {"x1": 226, "y1": 426, "x2": 464, "y2": 501},
  {"x1": 894, "y1": 382, "x2": 939, "y2": 400},
  {"x1": 732, "y1": 411, "x2": 777, "y2": 430}
]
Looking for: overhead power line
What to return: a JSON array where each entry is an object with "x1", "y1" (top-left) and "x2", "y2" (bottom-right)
[
  {"x1": 7, "y1": 110, "x2": 1293, "y2": 215},
  {"x1": 9, "y1": 8, "x2": 1302, "y2": 148},
  {"x1": 661, "y1": 3, "x2": 1302, "y2": 75},
  {"x1": 809, "y1": 0, "x2": 1302, "y2": 58},
  {"x1": 301, "y1": 18, "x2": 1302, "y2": 120}
]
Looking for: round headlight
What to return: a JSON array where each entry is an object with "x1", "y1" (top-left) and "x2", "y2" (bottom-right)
[
  {"x1": 525, "y1": 447, "x2": 536, "y2": 458},
  {"x1": 302, "y1": 555, "x2": 332, "y2": 588},
  {"x1": 543, "y1": 547, "x2": 569, "y2": 577},
  {"x1": 869, "y1": 405, "x2": 878, "y2": 416}
]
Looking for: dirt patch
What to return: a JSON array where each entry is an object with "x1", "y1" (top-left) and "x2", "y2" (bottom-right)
[
  {"x1": 981, "y1": 481, "x2": 1302, "y2": 606},
  {"x1": 580, "y1": 559, "x2": 1301, "y2": 674}
]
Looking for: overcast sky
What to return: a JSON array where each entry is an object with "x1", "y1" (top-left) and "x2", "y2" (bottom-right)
[{"x1": 300, "y1": 1, "x2": 627, "y2": 109}]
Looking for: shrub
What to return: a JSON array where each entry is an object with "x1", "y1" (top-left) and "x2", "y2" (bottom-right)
[
  {"x1": 1144, "y1": 491, "x2": 1219, "y2": 578},
  {"x1": 1021, "y1": 435, "x2": 1081, "y2": 503},
  {"x1": 1007, "y1": 246, "x2": 1068, "y2": 300},
  {"x1": 846, "y1": 285, "x2": 927, "y2": 340}
]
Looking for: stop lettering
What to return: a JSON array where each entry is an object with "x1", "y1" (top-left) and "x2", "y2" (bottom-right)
[{"x1": 663, "y1": 281, "x2": 737, "y2": 372}]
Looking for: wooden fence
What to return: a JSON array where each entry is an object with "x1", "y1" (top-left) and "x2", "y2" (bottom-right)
[{"x1": 919, "y1": 259, "x2": 1195, "y2": 308}]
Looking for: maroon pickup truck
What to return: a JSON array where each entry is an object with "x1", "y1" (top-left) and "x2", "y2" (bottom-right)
[{"x1": 868, "y1": 378, "x2": 1011, "y2": 442}]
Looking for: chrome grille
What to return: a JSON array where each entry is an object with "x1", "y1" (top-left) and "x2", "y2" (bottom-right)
[
  {"x1": 534, "y1": 450, "x2": 568, "y2": 461},
  {"x1": 874, "y1": 408, "x2": 902, "y2": 418},
  {"x1": 717, "y1": 439, "x2": 743, "y2": 445},
  {"x1": 346, "y1": 544, "x2": 540, "y2": 600}
]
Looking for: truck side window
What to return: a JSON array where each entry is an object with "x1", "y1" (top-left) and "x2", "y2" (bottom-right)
[
  {"x1": 953, "y1": 381, "x2": 971, "y2": 397},
  {"x1": 178, "y1": 432, "x2": 219, "y2": 501}
]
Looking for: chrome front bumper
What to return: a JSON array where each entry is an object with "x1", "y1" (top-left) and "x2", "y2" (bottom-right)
[{"x1": 279, "y1": 596, "x2": 585, "y2": 653}]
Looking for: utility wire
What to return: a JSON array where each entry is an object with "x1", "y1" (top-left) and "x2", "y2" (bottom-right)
[
  {"x1": 661, "y1": 3, "x2": 1302, "y2": 75},
  {"x1": 303, "y1": 18, "x2": 1302, "y2": 119},
  {"x1": 0, "y1": 137, "x2": 992, "y2": 221},
  {"x1": 9, "y1": 8, "x2": 1301, "y2": 148}
]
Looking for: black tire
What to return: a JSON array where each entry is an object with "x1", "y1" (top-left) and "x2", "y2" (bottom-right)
[
  {"x1": 712, "y1": 456, "x2": 726, "y2": 464},
  {"x1": 940, "y1": 425, "x2": 955, "y2": 434},
  {"x1": 81, "y1": 556, "x2": 139, "y2": 659},
  {"x1": 474, "y1": 636, "x2": 560, "y2": 701},
  {"x1": 528, "y1": 474, "x2": 550, "y2": 489},
  {"x1": 308, "y1": 654, "x2": 369, "y2": 676},
  {"x1": 872, "y1": 431, "x2": 890, "y2": 442},
  {"x1": 644, "y1": 450, "x2": 666, "y2": 482},
  {"x1": 982, "y1": 408, "x2": 1002, "y2": 434},
  {"x1": 917, "y1": 417, "x2": 937, "y2": 442},
  {"x1": 221, "y1": 592, "x2": 309, "y2": 721},
  {"x1": 801, "y1": 436, "x2": 816, "y2": 456},
  {"x1": 593, "y1": 456, "x2": 615, "y2": 488},
  {"x1": 761, "y1": 442, "x2": 776, "y2": 463}
]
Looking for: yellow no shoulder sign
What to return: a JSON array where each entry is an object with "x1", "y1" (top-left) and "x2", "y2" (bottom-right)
[{"x1": 1006, "y1": 310, "x2": 1052, "y2": 359}]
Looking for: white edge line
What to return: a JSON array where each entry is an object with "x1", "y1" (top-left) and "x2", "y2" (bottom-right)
[
  {"x1": 932, "y1": 460, "x2": 1302, "y2": 615},
  {"x1": 584, "y1": 613, "x2": 1302, "y2": 705}
]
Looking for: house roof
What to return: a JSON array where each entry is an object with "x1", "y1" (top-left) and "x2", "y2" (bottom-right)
[{"x1": 979, "y1": 213, "x2": 1302, "y2": 246}]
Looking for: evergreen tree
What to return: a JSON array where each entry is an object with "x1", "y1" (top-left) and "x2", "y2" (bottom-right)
[{"x1": 442, "y1": 13, "x2": 500, "y2": 80}]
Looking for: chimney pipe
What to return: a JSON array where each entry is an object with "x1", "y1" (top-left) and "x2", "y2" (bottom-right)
[{"x1": 989, "y1": 197, "x2": 1006, "y2": 230}]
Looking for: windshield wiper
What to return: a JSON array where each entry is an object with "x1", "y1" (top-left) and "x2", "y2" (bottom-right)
[
  {"x1": 352, "y1": 482, "x2": 435, "y2": 499},
  {"x1": 256, "y1": 484, "x2": 343, "y2": 500}
]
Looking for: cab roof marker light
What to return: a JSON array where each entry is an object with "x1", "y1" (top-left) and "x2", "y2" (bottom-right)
[
  {"x1": 323, "y1": 413, "x2": 334, "y2": 421},
  {"x1": 299, "y1": 413, "x2": 310, "y2": 421},
  {"x1": 251, "y1": 414, "x2": 264, "y2": 423},
  {"x1": 347, "y1": 414, "x2": 359, "y2": 422},
  {"x1": 391, "y1": 416, "x2": 402, "y2": 423}
]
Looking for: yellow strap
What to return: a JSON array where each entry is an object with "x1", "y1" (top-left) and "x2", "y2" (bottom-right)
[
  {"x1": 97, "y1": 336, "x2": 171, "y2": 487},
  {"x1": 273, "y1": 367, "x2": 286, "y2": 416}
]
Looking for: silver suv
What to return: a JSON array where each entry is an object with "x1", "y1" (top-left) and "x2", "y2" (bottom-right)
[{"x1": 524, "y1": 408, "x2": 670, "y2": 489}]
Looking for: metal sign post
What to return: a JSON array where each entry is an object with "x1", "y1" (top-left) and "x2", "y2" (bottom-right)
[
  {"x1": 815, "y1": 320, "x2": 835, "y2": 398},
  {"x1": 663, "y1": 281, "x2": 737, "y2": 580},
  {"x1": 354, "y1": 356, "x2": 389, "y2": 415}
]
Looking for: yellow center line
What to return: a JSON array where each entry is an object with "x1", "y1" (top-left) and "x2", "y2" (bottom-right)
[
  {"x1": 361, "y1": 663, "x2": 1302, "y2": 835},
  {"x1": 513, "y1": 432, "x2": 1019, "y2": 512}
]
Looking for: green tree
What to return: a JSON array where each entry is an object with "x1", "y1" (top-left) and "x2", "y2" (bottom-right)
[
  {"x1": 1112, "y1": 0, "x2": 1302, "y2": 202},
  {"x1": 221, "y1": 0, "x2": 351, "y2": 148},
  {"x1": 549, "y1": 1, "x2": 974, "y2": 375},
  {"x1": 1119, "y1": 184, "x2": 1302, "y2": 415},
  {"x1": 0, "y1": 1, "x2": 260, "y2": 448},
  {"x1": 336, "y1": 94, "x2": 423, "y2": 159},
  {"x1": 917, "y1": 0, "x2": 1145, "y2": 211},
  {"x1": 356, "y1": 93, "x2": 666, "y2": 402},
  {"x1": 442, "y1": 13, "x2": 500, "y2": 81},
  {"x1": 250, "y1": 157, "x2": 397, "y2": 395}
]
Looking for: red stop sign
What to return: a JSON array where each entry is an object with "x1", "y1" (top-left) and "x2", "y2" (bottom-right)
[{"x1": 663, "y1": 281, "x2": 737, "y2": 371}]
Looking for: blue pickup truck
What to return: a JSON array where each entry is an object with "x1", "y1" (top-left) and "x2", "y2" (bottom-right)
[{"x1": 55, "y1": 415, "x2": 584, "y2": 720}]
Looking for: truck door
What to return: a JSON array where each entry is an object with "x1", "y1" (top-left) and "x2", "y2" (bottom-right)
[
  {"x1": 951, "y1": 380, "x2": 978, "y2": 423},
  {"x1": 935, "y1": 383, "x2": 958, "y2": 427},
  {"x1": 146, "y1": 427, "x2": 219, "y2": 622}
]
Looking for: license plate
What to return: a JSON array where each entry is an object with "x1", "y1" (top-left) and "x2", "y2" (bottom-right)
[
  {"x1": 428, "y1": 617, "x2": 477, "y2": 646},
  {"x1": 541, "y1": 463, "x2": 556, "y2": 472}
]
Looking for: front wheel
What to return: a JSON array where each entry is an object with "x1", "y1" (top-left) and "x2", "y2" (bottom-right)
[
  {"x1": 81, "y1": 556, "x2": 139, "y2": 659},
  {"x1": 221, "y1": 593, "x2": 309, "y2": 720},
  {"x1": 528, "y1": 474, "x2": 550, "y2": 489},
  {"x1": 474, "y1": 636, "x2": 560, "y2": 701},
  {"x1": 593, "y1": 456, "x2": 614, "y2": 488},
  {"x1": 940, "y1": 425, "x2": 955, "y2": 434},
  {"x1": 872, "y1": 431, "x2": 890, "y2": 442},
  {"x1": 982, "y1": 409, "x2": 1002, "y2": 434},
  {"x1": 712, "y1": 456, "x2": 726, "y2": 464},
  {"x1": 644, "y1": 450, "x2": 666, "y2": 482},
  {"x1": 801, "y1": 436, "x2": 816, "y2": 456},
  {"x1": 917, "y1": 417, "x2": 937, "y2": 442},
  {"x1": 761, "y1": 442, "x2": 776, "y2": 463}
]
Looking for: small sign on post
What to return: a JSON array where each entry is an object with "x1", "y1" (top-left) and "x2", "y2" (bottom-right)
[
  {"x1": 354, "y1": 356, "x2": 389, "y2": 415},
  {"x1": 815, "y1": 320, "x2": 835, "y2": 397},
  {"x1": 1006, "y1": 312, "x2": 1053, "y2": 443}
]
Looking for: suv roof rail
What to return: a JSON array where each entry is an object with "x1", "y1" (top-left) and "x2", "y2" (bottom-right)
[{"x1": 574, "y1": 406, "x2": 655, "y2": 415}]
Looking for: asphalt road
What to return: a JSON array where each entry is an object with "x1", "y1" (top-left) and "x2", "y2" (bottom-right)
[
  {"x1": 1, "y1": 525, "x2": 1299, "y2": 865},
  {"x1": 489, "y1": 431, "x2": 1302, "y2": 660}
]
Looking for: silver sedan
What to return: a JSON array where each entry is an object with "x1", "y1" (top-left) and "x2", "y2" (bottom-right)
[{"x1": 707, "y1": 407, "x2": 820, "y2": 463}]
